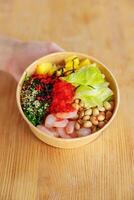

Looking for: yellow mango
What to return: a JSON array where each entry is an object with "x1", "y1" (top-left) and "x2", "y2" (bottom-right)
[
  {"x1": 56, "y1": 70, "x2": 61, "y2": 76},
  {"x1": 65, "y1": 60, "x2": 73, "y2": 70},
  {"x1": 49, "y1": 64, "x2": 57, "y2": 75},
  {"x1": 79, "y1": 58, "x2": 91, "y2": 67},
  {"x1": 73, "y1": 59, "x2": 79, "y2": 70},
  {"x1": 65, "y1": 55, "x2": 77, "y2": 63},
  {"x1": 65, "y1": 56, "x2": 80, "y2": 71},
  {"x1": 35, "y1": 63, "x2": 56, "y2": 75},
  {"x1": 73, "y1": 57, "x2": 80, "y2": 66}
]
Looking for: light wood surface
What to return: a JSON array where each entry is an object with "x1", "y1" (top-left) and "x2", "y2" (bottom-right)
[{"x1": 0, "y1": 0, "x2": 133, "y2": 199}]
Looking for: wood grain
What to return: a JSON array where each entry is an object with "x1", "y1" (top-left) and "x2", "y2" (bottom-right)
[{"x1": 0, "y1": 0, "x2": 133, "y2": 199}]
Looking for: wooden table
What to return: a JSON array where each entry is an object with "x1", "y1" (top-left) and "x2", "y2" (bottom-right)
[{"x1": 0, "y1": 0, "x2": 133, "y2": 199}]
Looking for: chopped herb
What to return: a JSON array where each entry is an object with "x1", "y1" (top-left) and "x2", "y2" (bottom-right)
[{"x1": 21, "y1": 74, "x2": 56, "y2": 126}]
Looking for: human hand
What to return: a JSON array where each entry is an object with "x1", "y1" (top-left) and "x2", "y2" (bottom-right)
[{"x1": 0, "y1": 37, "x2": 64, "y2": 81}]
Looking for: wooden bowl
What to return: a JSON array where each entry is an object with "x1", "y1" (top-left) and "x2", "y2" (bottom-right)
[{"x1": 16, "y1": 52, "x2": 120, "y2": 148}]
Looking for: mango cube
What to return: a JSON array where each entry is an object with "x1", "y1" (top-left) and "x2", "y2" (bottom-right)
[
  {"x1": 79, "y1": 58, "x2": 91, "y2": 67},
  {"x1": 36, "y1": 63, "x2": 56, "y2": 75},
  {"x1": 65, "y1": 56, "x2": 80, "y2": 71}
]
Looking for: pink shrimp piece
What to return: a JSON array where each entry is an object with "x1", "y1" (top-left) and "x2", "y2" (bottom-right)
[
  {"x1": 65, "y1": 121, "x2": 75, "y2": 134},
  {"x1": 69, "y1": 132, "x2": 78, "y2": 138},
  {"x1": 56, "y1": 127, "x2": 72, "y2": 139},
  {"x1": 37, "y1": 125, "x2": 58, "y2": 137},
  {"x1": 49, "y1": 127, "x2": 59, "y2": 137},
  {"x1": 53, "y1": 119, "x2": 68, "y2": 128},
  {"x1": 45, "y1": 114, "x2": 57, "y2": 128},
  {"x1": 77, "y1": 128, "x2": 91, "y2": 137},
  {"x1": 55, "y1": 110, "x2": 77, "y2": 119},
  {"x1": 45, "y1": 114, "x2": 68, "y2": 128}
]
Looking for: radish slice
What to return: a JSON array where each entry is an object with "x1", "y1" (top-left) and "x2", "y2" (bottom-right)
[
  {"x1": 77, "y1": 128, "x2": 91, "y2": 137},
  {"x1": 53, "y1": 119, "x2": 68, "y2": 128},
  {"x1": 37, "y1": 125, "x2": 58, "y2": 137},
  {"x1": 56, "y1": 111, "x2": 77, "y2": 119},
  {"x1": 66, "y1": 121, "x2": 75, "y2": 134},
  {"x1": 56, "y1": 127, "x2": 71, "y2": 139},
  {"x1": 45, "y1": 114, "x2": 57, "y2": 128}
]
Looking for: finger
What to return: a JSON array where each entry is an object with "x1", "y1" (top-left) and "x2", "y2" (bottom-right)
[
  {"x1": 46, "y1": 42, "x2": 64, "y2": 53},
  {"x1": 9, "y1": 41, "x2": 64, "y2": 82},
  {"x1": 25, "y1": 41, "x2": 64, "y2": 58}
]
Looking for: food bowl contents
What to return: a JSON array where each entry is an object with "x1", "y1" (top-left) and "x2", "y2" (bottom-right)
[{"x1": 20, "y1": 55, "x2": 115, "y2": 138}]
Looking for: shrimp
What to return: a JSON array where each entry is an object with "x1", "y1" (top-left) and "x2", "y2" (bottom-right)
[
  {"x1": 65, "y1": 121, "x2": 75, "y2": 134},
  {"x1": 56, "y1": 110, "x2": 78, "y2": 119},
  {"x1": 70, "y1": 132, "x2": 78, "y2": 138},
  {"x1": 56, "y1": 127, "x2": 72, "y2": 139},
  {"x1": 45, "y1": 114, "x2": 68, "y2": 128},
  {"x1": 45, "y1": 114, "x2": 57, "y2": 128},
  {"x1": 53, "y1": 119, "x2": 68, "y2": 128},
  {"x1": 49, "y1": 127, "x2": 59, "y2": 137},
  {"x1": 37, "y1": 125, "x2": 58, "y2": 137},
  {"x1": 77, "y1": 128, "x2": 91, "y2": 137}
]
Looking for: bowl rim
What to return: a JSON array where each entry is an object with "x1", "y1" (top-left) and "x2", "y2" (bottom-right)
[{"x1": 16, "y1": 51, "x2": 120, "y2": 142}]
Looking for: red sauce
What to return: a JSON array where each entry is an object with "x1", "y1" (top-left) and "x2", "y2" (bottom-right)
[{"x1": 50, "y1": 79, "x2": 75, "y2": 113}]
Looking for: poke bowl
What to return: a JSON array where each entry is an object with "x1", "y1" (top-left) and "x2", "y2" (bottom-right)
[{"x1": 16, "y1": 52, "x2": 119, "y2": 148}]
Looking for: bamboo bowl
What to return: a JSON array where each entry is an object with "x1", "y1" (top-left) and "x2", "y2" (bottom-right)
[{"x1": 16, "y1": 52, "x2": 120, "y2": 148}]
